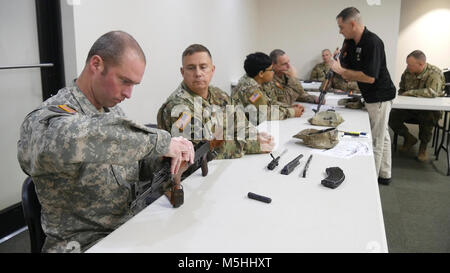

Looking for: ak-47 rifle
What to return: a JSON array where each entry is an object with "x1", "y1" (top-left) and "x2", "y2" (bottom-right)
[{"x1": 130, "y1": 141, "x2": 217, "y2": 213}]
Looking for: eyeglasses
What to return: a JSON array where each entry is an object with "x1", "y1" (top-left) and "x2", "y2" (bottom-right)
[{"x1": 264, "y1": 68, "x2": 274, "y2": 72}]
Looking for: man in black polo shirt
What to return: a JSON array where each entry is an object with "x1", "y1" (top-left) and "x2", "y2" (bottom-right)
[{"x1": 330, "y1": 7, "x2": 396, "y2": 185}]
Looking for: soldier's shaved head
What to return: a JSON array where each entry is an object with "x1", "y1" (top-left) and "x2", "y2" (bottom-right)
[
  {"x1": 182, "y1": 44, "x2": 212, "y2": 65},
  {"x1": 86, "y1": 31, "x2": 146, "y2": 69},
  {"x1": 406, "y1": 50, "x2": 427, "y2": 74},
  {"x1": 407, "y1": 50, "x2": 426, "y2": 63}
]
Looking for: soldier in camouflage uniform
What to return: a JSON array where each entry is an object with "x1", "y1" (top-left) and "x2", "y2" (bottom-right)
[
  {"x1": 265, "y1": 49, "x2": 319, "y2": 105},
  {"x1": 231, "y1": 52, "x2": 304, "y2": 125},
  {"x1": 331, "y1": 73, "x2": 360, "y2": 94},
  {"x1": 389, "y1": 50, "x2": 445, "y2": 161},
  {"x1": 310, "y1": 49, "x2": 333, "y2": 81},
  {"x1": 158, "y1": 44, "x2": 274, "y2": 159},
  {"x1": 311, "y1": 49, "x2": 360, "y2": 94},
  {"x1": 17, "y1": 31, "x2": 195, "y2": 252}
]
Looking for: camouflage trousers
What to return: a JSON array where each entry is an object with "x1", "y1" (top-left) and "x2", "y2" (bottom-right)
[{"x1": 388, "y1": 109, "x2": 441, "y2": 143}]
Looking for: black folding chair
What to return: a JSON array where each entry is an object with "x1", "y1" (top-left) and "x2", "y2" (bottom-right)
[{"x1": 21, "y1": 177, "x2": 46, "y2": 253}]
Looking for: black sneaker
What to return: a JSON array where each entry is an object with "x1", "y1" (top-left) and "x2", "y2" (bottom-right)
[{"x1": 378, "y1": 177, "x2": 391, "y2": 185}]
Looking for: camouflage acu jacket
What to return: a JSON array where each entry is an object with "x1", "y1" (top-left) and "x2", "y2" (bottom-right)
[
  {"x1": 17, "y1": 85, "x2": 171, "y2": 253},
  {"x1": 399, "y1": 63, "x2": 445, "y2": 98},
  {"x1": 157, "y1": 82, "x2": 261, "y2": 159},
  {"x1": 263, "y1": 73, "x2": 316, "y2": 105},
  {"x1": 310, "y1": 62, "x2": 330, "y2": 81},
  {"x1": 231, "y1": 75, "x2": 295, "y2": 125},
  {"x1": 330, "y1": 74, "x2": 360, "y2": 93}
]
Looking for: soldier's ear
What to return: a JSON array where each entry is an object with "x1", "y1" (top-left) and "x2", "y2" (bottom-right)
[
  {"x1": 257, "y1": 70, "x2": 265, "y2": 79},
  {"x1": 180, "y1": 67, "x2": 185, "y2": 77},
  {"x1": 89, "y1": 55, "x2": 104, "y2": 73}
]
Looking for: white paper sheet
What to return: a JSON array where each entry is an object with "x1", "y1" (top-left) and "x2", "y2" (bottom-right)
[{"x1": 316, "y1": 140, "x2": 372, "y2": 159}]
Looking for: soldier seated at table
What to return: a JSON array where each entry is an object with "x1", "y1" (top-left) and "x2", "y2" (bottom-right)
[
  {"x1": 389, "y1": 50, "x2": 445, "y2": 162},
  {"x1": 262, "y1": 49, "x2": 321, "y2": 106},
  {"x1": 231, "y1": 52, "x2": 304, "y2": 125},
  {"x1": 310, "y1": 48, "x2": 334, "y2": 82},
  {"x1": 157, "y1": 44, "x2": 275, "y2": 159},
  {"x1": 311, "y1": 48, "x2": 360, "y2": 94},
  {"x1": 17, "y1": 31, "x2": 195, "y2": 252},
  {"x1": 329, "y1": 73, "x2": 360, "y2": 94}
]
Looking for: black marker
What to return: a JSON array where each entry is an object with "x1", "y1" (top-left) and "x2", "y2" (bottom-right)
[{"x1": 248, "y1": 192, "x2": 272, "y2": 203}]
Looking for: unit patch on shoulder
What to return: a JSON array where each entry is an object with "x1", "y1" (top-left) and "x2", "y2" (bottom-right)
[
  {"x1": 249, "y1": 90, "x2": 262, "y2": 103},
  {"x1": 174, "y1": 112, "x2": 192, "y2": 131}
]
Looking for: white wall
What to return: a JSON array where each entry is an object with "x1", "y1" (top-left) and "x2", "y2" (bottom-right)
[
  {"x1": 257, "y1": 0, "x2": 401, "y2": 82},
  {"x1": 395, "y1": 0, "x2": 450, "y2": 87},
  {"x1": 62, "y1": 0, "x2": 401, "y2": 124},
  {"x1": 60, "y1": 1, "x2": 77, "y2": 86},
  {"x1": 0, "y1": 0, "x2": 43, "y2": 210},
  {"x1": 63, "y1": 0, "x2": 259, "y2": 124}
]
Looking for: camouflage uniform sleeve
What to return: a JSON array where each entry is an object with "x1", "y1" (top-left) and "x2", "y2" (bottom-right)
[
  {"x1": 18, "y1": 108, "x2": 171, "y2": 175},
  {"x1": 242, "y1": 122, "x2": 262, "y2": 155},
  {"x1": 331, "y1": 75, "x2": 347, "y2": 92},
  {"x1": 398, "y1": 72, "x2": 406, "y2": 95},
  {"x1": 310, "y1": 64, "x2": 325, "y2": 81},
  {"x1": 402, "y1": 73, "x2": 445, "y2": 98},
  {"x1": 219, "y1": 103, "x2": 262, "y2": 158},
  {"x1": 272, "y1": 100, "x2": 296, "y2": 119},
  {"x1": 240, "y1": 86, "x2": 269, "y2": 109},
  {"x1": 291, "y1": 77, "x2": 317, "y2": 103}
]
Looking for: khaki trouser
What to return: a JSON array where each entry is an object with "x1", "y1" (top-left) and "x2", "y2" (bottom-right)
[{"x1": 365, "y1": 100, "x2": 393, "y2": 179}]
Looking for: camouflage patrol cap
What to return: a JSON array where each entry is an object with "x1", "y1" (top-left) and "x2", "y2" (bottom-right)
[
  {"x1": 337, "y1": 97, "x2": 365, "y2": 109},
  {"x1": 293, "y1": 128, "x2": 339, "y2": 149},
  {"x1": 308, "y1": 110, "x2": 344, "y2": 127}
]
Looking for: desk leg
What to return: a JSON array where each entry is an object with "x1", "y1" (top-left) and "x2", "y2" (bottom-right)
[
  {"x1": 435, "y1": 112, "x2": 448, "y2": 161},
  {"x1": 433, "y1": 122, "x2": 440, "y2": 156},
  {"x1": 446, "y1": 123, "x2": 450, "y2": 176}
]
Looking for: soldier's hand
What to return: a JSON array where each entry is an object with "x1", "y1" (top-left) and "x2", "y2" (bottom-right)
[
  {"x1": 330, "y1": 58, "x2": 344, "y2": 76},
  {"x1": 257, "y1": 132, "x2": 275, "y2": 153},
  {"x1": 165, "y1": 136, "x2": 195, "y2": 174},
  {"x1": 293, "y1": 104, "x2": 305, "y2": 117},
  {"x1": 285, "y1": 66, "x2": 298, "y2": 78}
]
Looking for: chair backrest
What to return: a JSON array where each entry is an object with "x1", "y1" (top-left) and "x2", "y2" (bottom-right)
[
  {"x1": 21, "y1": 177, "x2": 46, "y2": 253},
  {"x1": 444, "y1": 69, "x2": 450, "y2": 96}
]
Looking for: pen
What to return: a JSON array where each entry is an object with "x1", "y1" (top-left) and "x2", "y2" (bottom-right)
[
  {"x1": 302, "y1": 154, "x2": 313, "y2": 178},
  {"x1": 343, "y1": 131, "x2": 367, "y2": 136}
]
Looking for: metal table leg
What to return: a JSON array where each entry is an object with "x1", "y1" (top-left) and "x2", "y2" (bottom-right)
[
  {"x1": 435, "y1": 111, "x2": 450, "y2": 175},
  {"x1": 436, "y1": 112, "x2": 447, "y2": 160}
]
